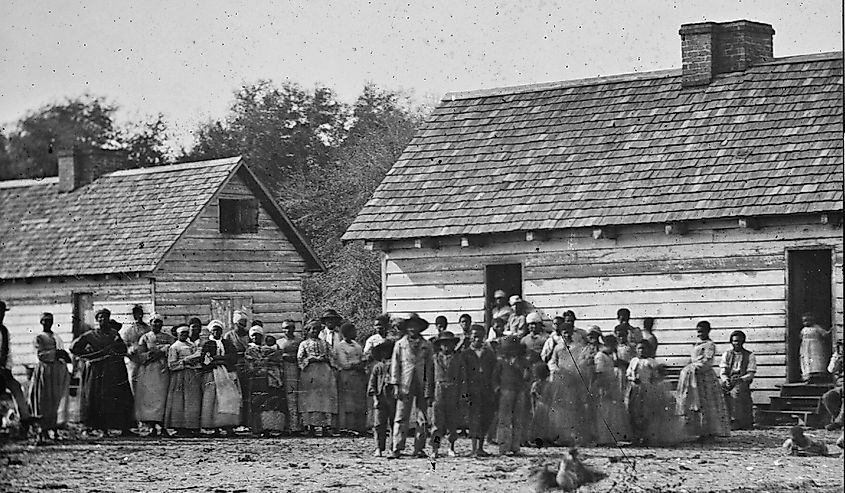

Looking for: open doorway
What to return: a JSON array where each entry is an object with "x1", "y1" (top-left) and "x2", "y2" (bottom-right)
[
  {"x1": 485, "y1": 263, "x2": 522, "y2": 326},
  {"x1": 786, "y1": 249, "x2": 832, "y2": 382}
]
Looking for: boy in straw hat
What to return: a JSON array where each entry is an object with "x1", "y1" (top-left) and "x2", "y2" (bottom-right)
[
  {"x1": 430, "y1": 330, "x2": 466, "y2": 458},
  {"x1": 367, "y1": 339, "x2": 396, "y2": 456},
  {"x1": 493, "y1": 335, "x2": 531, "y2": 455},
  {"x1": 388, "y1": 313, "x2": 434, "y2": 459}
]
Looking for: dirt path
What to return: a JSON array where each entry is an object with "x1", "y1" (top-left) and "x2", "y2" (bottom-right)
[{"x1": 1, "y1": 427, "x2": 842, "y2": 492}]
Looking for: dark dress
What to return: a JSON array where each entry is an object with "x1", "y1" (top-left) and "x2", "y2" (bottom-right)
[{"x1": 70, "y1": 329, "x2": 134, "y2": 430}]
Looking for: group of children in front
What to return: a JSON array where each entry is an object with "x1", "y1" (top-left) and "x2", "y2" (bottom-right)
[{"x1": 367, "y1": 308, "x2": 689, "y2": 460}]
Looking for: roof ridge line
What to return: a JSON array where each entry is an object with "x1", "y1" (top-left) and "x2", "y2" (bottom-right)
[
  {"x1": 442, "y1": 50, "x2": 842, "y2": 102},
  {"x1": 107, "y1": 155, "x2": 242, "y2": 177},
  {"x1": 0, "y1": 176, "x2": 60, "y2": 189}
]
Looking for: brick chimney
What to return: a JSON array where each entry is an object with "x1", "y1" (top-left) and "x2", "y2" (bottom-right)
[
  {"x1": 58, "y1": 148, "x2": 129, "y2": 192},
  {"x1": 679, "y1": 20, "x2": 775, "y2": 87}
]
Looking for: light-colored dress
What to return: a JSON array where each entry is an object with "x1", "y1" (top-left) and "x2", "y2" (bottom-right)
[
  {"x1": 800, "y1": 325, "x2": 830, "y2": 380},
  {"x1": 164, "y1": 340, "x2": 201, "y2": 429},
  {"x1": 676, "y1": 339, "x2": 730, "y2": 438},
  {"x1": 335, "y1": 339, "x2": 367, "y2": 433},
  {"x1": 27, "y1": 332, "x2": 71, "y2": 430},
  {"x1": 297, "y1": 338, "x2": 338, "y2": 427},
  {"x1": 134, "y1": 331, "x2": 174, "y2": 422},
  {"x1": 592, "y1": 350, "x2": 631, "y2": 444},
  {"x1": 120, "y1": 321, "x2": 150, "y2": 394},
  {"x1": 544, "y1": 338, "x2": 594, "y2": 445}
]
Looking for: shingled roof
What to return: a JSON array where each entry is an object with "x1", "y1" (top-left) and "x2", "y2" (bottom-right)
[
  {"x1": 0, "y1": 156, "x2": 323, "y2": 279},
  {"x1": 343, "y1": 52, "x2": 844, "y2": 242}
]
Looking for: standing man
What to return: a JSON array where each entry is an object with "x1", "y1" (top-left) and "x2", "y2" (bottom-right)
[
  {"x1": 521, "y1": 313, "x2": 548, "y2": 362},
  {"x1": 319, "y1": 309, "x2": 344, "y2": 351},
  {"x1": 224, "y1": 310, "x2": 251, "y2": 426},
  {"x1": 507, "y1": 296, "x2": 529, "y2": 336},
  {"x1": 120, "y1": 304, "x2": 150, "y2": 394},
  {"x1": 490, "y1": 290, "x2": 512, "y2": 329},
  {"x1": 389, "y1": 313, "x2": 435, "y2": 459},
  {"x1": 616, "y1": 308, "x2": 643, "y2": 345},
  {"x1": 0, "y1": 301, "x2": 32, "y2": 429}
]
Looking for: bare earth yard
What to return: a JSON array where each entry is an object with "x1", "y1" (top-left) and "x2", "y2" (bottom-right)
[{"x1": 1, "y1": 427, "x2": 843, "y2": 492}]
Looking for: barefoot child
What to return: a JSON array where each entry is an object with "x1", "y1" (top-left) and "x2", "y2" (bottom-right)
[
  {"x1": 430, "y1": 331, "x2": 465, "y2": 458},
  {"x1": 367, "y1": 340, "x2": 396, "y2": 456},
  {"x1": 462, "y1": 324, "x2": 498, "y2": 457},
  {"x1": 493, "y1": 336, "x2": 531, "y2": 455}
]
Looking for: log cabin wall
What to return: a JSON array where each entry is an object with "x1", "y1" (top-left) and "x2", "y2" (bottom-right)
[
  {"x1": 0, "y1": 276, "x2": 153, "y2": 378},
  {"x1": 382, "y1": 215, "x2": 843, "y2": 404},
  {"x1": 153, "y1": 172, "x2": 307, "y2": 334}
]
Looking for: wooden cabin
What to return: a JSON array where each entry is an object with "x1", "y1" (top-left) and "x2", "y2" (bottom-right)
[
  {"x1": 0, "y1": 150, "x2": 323, "y2": 380},
  {"x1": 343, "y1": 20, "x2": 844, "y2": 404}
]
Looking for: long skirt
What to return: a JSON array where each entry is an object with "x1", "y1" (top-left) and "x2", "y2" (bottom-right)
[
  {"x1": 625, "y1": 383, "x2": 650, "y2": 441},
  {"x1": 282, "y1": 361, "x2": 302, "y2": 432},
  {"x1": 200, "y1": 369, "x2": 241, "y2": 428},
  {"x1": 676, "y1": 363, "x2": 730, "y2": 438},
  {"x1": 643, "y1": 382, "x2": 691, "y2": 446},
  {"x1": 723, "y1": 380, "x2": 754, "y2": 430},
  {"x1": 134, "y1": 359, "x2": 170, "y2": 422},
  {"x1": 530, "y1": 385, "x2": 552, "y2": 443},
  {"x1": 299, "y1": 362, "x2": 337, "y2": 427},
  {"x1": 27, "y1": 361, "x2": 70, "y2": 430},
  {"x1": 545, "y1": 370, "x2": 593, "y2": 445},
  {"x1": 79, "y1": 356, "x2": 134, "y2": 430},
  {"x1": 496, "y1": 389, "x2": 528, "y2": 454},
  {"x1": 164, "y1": 369, "x2": 201, "y2": 429},
  {"x1": 246, "y1": 374, "x2": 287, "y2": 433},
  {"x1": 337, "y1": 369, "x2": 367, "y2": 433},
  {"x1": 592, "y1": 373, "x2": 631, "y2": 445}
]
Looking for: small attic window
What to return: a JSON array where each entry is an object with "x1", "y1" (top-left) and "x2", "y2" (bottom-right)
[{"x1": 219, "y1": 198, "x2": 259, "y2": 234}]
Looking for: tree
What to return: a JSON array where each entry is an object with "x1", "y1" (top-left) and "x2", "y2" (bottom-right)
[{"x1": 0, "y1": 96, "x2": 172, "y2": 180}]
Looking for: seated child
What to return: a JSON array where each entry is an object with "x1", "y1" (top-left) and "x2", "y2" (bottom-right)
[{"x1": 367, "y1": 340, "x2": 396, "y2": 457}]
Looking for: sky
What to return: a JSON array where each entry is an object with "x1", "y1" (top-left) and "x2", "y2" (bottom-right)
[{"x1": 1, "y1": 0, "x2": 841, "y2": 150}]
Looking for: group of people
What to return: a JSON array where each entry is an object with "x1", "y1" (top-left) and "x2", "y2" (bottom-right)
[{"x1": 2, "y1": 292, "x2": 842, "y2": 458}]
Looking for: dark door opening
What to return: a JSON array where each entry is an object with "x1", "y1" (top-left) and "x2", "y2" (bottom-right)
[
  {"x1": 786, "y1": 249, "x2": 832, "y2": 382},
  {"x1": 71, "y1": 292, "x2": 93, "y2": 339},
  {"x1": 485, "y1": 263, "x2": 522, "y2": 326}
]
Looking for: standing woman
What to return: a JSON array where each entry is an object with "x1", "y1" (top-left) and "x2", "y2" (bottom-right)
[
  {"x1": 276, "y1": 320, "x2": 302, "y2": 434},
  {"x1": 676, "y1": 321, "x2": 730, "y2": 439},
  {"x1": 720, "y1": 330, "x2": 757, "y2": 430},
  {"x1": 799, "y1": 312, "x2": 832, "y2": 383},
  {"x1": 133, "y1": 313, "x2": 174, "y2": 435},
  {"x1": 28, "y1": 312, "x2": 71, "y2": 441},
  {"x1": 545, "y1": 321, "x2": 593, "y2": 446},
  {"x1": 70, "y1": 309, "x2": 135, "y2": 436},
  {"x1": 297, "y1": 320, "x2": 338, "y2": 436},
  {"x1": 119, "y1": 305, "x2": 150, "y2": 395},
  {"x1": 335, "y1": 322, "x2": 368, "y2": 434},
  {"x1": 199, "y1": 320, "x2": 241, "y2": 436},
  {"x1": 164, "y1": 325, "x2": 202, "y2": 436},
  {"x1": 591, "y1": 334, "x2": 631, "y2": 445},
  {"x1": 244, "y1": 327, "x2": 287, "y2": 436}
]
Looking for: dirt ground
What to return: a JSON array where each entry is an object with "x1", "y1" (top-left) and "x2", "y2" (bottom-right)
[{"x1": 1, "y1": 427, "x2": 843, "y2": 493}]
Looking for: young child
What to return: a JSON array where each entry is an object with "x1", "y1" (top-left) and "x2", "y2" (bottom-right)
[
  {"x1": 592, "y1": 334, "x2": 631, "y2": 445},
  {"x1": 643, "y1": 364, "x2": 690, "y2": 446},
  {"x1": 493, "y1": 336, "x2": 531, "y2": 455},
  {"x1": 783, "y1": 425, "x2": 829, "y2": 456},
  {"x1": 367, "y1": 340, "x2": 396, "y2": 457},
  {"x1": 462, "y1": 324, "x2": 498, "y2": 457},
  {"x1": 430, "y1": 331, "x2": 465, "y2": 458},
  {"x1": 336, "y1": 322, "x2": 367, "y2": 435},
  {"x1": 625, "y1": 341, "x2": 655, "y2": 445},
  {"x1": 529, "y1": 362, "x2": 551, "y2": 447}
]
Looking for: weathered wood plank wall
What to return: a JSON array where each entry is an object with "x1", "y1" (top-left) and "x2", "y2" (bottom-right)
[
  {"x1": 382, "y1": 215, "x2": 843, "y2": 404},
  {"x1": 0, "y1": 276, "x2": 153, "y2": 377},
  {"x1": 153, "y1": 172, "x2": 307, "y2": 334}
]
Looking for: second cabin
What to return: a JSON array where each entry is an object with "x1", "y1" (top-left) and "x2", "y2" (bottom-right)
[{"x1": 343, "y1": 20, "x2": 844, "y2": 404}]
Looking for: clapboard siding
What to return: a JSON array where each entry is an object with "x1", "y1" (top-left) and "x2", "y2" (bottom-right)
[
  {"x1": 0, "y1": 276, "x2": 153, "y2": 377},
  {"x1": 153, "y1": 173, "x2": 307, "y2": 332},
  {"x1": 382, "y1": 215, "x2": 843, "y2": 404}
]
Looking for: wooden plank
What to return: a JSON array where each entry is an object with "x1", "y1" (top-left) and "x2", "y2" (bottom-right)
[
  {"x1": 155, "y1": 260, "x2": 309, "y2": 274},
  {"x1": 164, "y1": 249, "x2": 307, "y2": 263},
  {"x1": 385, "y1": 270, "x2": 485, "y2": 286},
  {"x1": 154, "y1": 272, "x2": 303, "y2": 283},
  {"x1": 539, "y1": 300, "x2": 784, "y2": 319},
  {"x1": 527, "y1": 285, "x2": 784, "y2": 308},
  {"x1": 154, "y1": 280, "x2": 304, "y2": 294},
  {"x1": 173, "y1": 237, "x2": 299, "y2": 252},
  {"x1": 385, "y1": 283, "x2": 485, "y2": 300},
  {"x1": 387, "y1": 297, "x2": 485, "y2": 314},
  {"x1": 156, "y1": 290, "x2": 301, "y2": 305},
  {"x1": 525, "y1": 270, "x2": 784, "y2": 295},
  {"x1": 527, "y1": 255, "x2": 784, "y2": 279}
]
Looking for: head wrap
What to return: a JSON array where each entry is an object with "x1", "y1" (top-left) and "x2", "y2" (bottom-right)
[
  {"x1": 526, "y1": 312, "x2": 543, "y2": 324},
  {"x1": 493, "y1": 290, "x2": 507, "y2": 299},
  {"x1": 233, "y1": 310, "x2": 248, "y2": 325},
  {"x1": 281, "y1": 320, "x2": 296, "y2": 331},
  {"x1": 150, "y1": 313, "x2": 164, "y2": 323},
  {"x1": 208, "y1": 319, "x2": 225, "y2": 331},
  {"x1": 175, "y1": 325, "x2": 190, "y2": 335},
  {"x1": 588, "y1": 325, "x2": 603, "y2": 337},
  {"x1": 248, "y1": 325, "x2": 264, "y2": 337}
]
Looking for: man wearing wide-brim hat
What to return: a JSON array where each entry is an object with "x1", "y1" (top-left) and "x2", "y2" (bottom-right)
[
  {"x1": 506, "y1": 295, "x2": 530, "y2": 336},
  {"x1": 318, "y1": 309, "x2": 344, "y2": 350},
  {"x1": 388, "y1": 313, "x2": 434, "y2": 459},
  {"x1": 429, "y1": 330, "x2": 464, "y2": 458}
]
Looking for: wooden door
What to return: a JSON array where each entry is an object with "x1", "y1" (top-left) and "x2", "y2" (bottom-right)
[
  {"x1": 786, "y1": 249, "x2": 832, "y2": 382},
  {"x1": 211, "y1": 297, "x2": 254, "y2": 331},
  {"x1": 484, "y1": 263, "x2": 522, "y2": 325}
]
